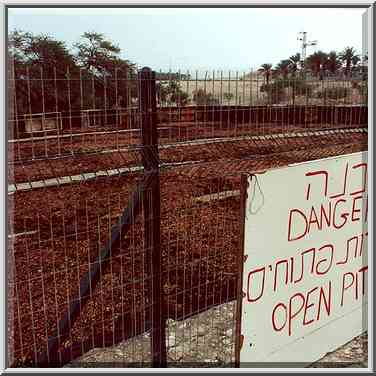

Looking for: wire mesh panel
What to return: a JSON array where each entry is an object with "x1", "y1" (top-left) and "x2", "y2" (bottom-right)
[
  {"x1": 7, "y1": 63, "x2": 368, "y2": 368},
  {"x1": 160, "y1": 172, "x2": 241, "y2": 366},
  {"x1": 8, "y1": 64, "x2": 368, "y2": 163},
  {"x1": 8, "y1": 171, "x2": 157, "y2": 367},
  {"x1": 8, "y1": 63, "x2": 140, "y2": 163},
  {"x1": 155, "y1": 70, "x2": 367, "y2": 145}
]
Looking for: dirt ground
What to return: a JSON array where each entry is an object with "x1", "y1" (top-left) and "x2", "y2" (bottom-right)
[
  {"x1": 66, "y1": 301, "x2": 367, "y2": 368},
  {"x1": 8, "y1": 127, "x2": 368, "y2": 368}
]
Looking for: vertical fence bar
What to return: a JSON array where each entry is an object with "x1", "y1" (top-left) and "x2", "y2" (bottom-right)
[
  {"x1": 235, "y1": 173, "x2": 248, "y2": 367},
  {"x1": 138, "y1": 67, "x2": 167, "y2": 367}
]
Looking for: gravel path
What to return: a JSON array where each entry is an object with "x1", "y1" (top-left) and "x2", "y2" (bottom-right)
[{"x1": 67, "y1": 301, "x2": 367, "y2": 368}]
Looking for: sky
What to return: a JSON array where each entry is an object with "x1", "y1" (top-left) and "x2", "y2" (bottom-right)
[{"x1": 8, "y1": 7, "x2": 366, "y2": 72}]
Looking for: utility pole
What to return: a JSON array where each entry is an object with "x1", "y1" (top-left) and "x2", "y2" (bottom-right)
[{"x1": 297, "y1": 32, "x2": 318, "y2": 68}]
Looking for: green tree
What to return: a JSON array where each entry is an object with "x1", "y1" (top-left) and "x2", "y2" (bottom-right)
[
  {"x1": 274, "y1": 60, "x2": 291, "y2": 79},
  {"x1": 324, "y1": 51, "x2": 341, "y2": 76},
  {"x1": 339, "y1": 47, "x2": 358, "y2": 77},
  {"x1": 258, "y1": 63, "x2": 273, "y2": 85},
  {"x1": 361, "y1": 54, "x2": 368, "y2": 80},
  {"x1": 288, "y1": 53, "x2": 301, "y2": 76},
  {"x1": 9, "y1": 30, "x2": 76, "y2": 71},
  {"x1": 260, "y1": 78, "x2": 312, "y2": 105},
  {"x1": 351, "y1": 55, "x2": 361, "y2": 76},
  {"x1": 305, "y1": 51, "x2": 328, "y2": 79},
  {"x1": 74, "y1": 32, "x2": 121, "y2": 74},
  {"x1": 192, "y1": 89, "x2": 218, "y2": 105},
  {"x1": 74, "y1": 32, "x2": 137, "y2": 109},
  {"x1": 8, "y1": 30, "x2": 138, "y2": 121},
  {"x1": 8, "y1": 30, "x2": 78, "y2": 115},
  {"x1": 157, "y1": 80, "x2": 189, "y2": 106}
]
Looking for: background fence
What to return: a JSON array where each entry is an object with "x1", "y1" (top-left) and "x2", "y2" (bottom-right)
[
  {"x1": 8, "y1": 64, "x2": 368, "y2": 161},
  {"x1": 7, "y1": 63, "x2": 368, "y2": 367}
]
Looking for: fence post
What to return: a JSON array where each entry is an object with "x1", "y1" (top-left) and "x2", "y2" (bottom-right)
[
  {"x1": 235, "y1": 174, "x2": 248, "y2": 367},
  {"x1": 138, "y1": 67, "x2": 167, "y2": 367}
]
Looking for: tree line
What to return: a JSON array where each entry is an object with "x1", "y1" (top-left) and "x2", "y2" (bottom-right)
[
  {"x1": 258, "y1": 48, "x2": 367, "y2": 85},
  {"x1": 8, "y1": 30, "x2": 368, "y2": 116},
  {"x1": 9, "y1": 30, "x2": 138, "y2": 116}
]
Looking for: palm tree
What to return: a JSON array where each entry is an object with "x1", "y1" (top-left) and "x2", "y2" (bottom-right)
[
  {"x1": 361, "y1": 54, "x2": 368, "y2": 80},
  {"x1": 305, "y1": 51, "x2": 328, "y2": 79},
  {"x1": 275, "y1": 59, "x2": 291, "y2": 79},
  {"x1": 258, "y1": 63, "x2": 273, "y2": 85},
  {"x1": 351, "y1": 55, "x2": 361, "y2": 76},
  {"x1": 339, "y1": 47, "x2": 358, "y2": 77},
  {"x1": 324, "y1": 51, "x2": 341, "y2": 76},
  {"x1": 288, "y1": 53, "x2": 301, "y2": 76}
]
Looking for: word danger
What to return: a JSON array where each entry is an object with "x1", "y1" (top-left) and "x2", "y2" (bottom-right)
[{"x1": 288, "y1": 162, "x2": 367, "y2": 242}]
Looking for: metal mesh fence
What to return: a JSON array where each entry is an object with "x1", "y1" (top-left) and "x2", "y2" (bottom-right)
[
  {"x1": 7, "y1": 64, "x2": 368, "y2": 368},
  {"x1": 8, "y1": 65, "x2": 368, "y2": 163}
]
